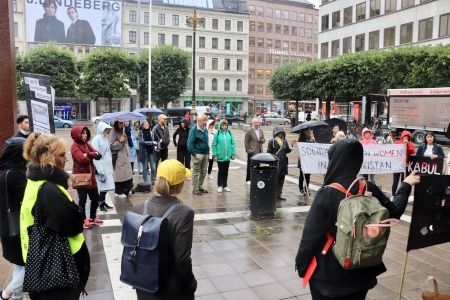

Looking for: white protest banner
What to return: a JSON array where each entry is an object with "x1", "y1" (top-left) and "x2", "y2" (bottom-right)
[{"x1": 298, "y1": 143, "x2": 406, "y2": 174}]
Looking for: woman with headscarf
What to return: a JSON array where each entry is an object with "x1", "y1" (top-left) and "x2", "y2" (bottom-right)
[
  {"x1": 0, "y1": 137, "x2": 27, "y2": 300},
  {"x1": 295, "y1": 139, "x2": 420, "y2": 299}
]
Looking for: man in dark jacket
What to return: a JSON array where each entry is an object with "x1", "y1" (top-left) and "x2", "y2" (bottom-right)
[
  {"x1": 66, "y1": 7, "x2": 96, "y2": 45},
  {"x1": 173, "y1": 118, "x2": 191, "y2": 170},
  {"x1": 34, "y1": 0, "x2": 65, "y2": 43},
  {"x1": 153, "y1": 114, "x2": 170, "y2": 168},
  {"x1": 187, "y1": 114, "x2": 209, "y2": 196},
  {"x1": 13, "y1": 115, "x2": 30, "y2": 139}
]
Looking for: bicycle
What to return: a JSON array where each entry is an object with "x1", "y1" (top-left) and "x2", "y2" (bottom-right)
[
  {"x1": 375, "y1": 129, "x2": 396, "y2": 144},
  {"x1": 346, "y1": 123, "x2": 363, "y2": 140}
]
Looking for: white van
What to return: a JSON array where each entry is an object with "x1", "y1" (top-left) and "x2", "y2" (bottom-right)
[{"x1": 186, "y1": 106, "x2": 211, "y2": 117}]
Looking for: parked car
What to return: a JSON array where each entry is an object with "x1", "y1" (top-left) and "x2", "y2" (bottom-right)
[
  {"x1": 223, "y1": 114, "x2": 244, "y2": 125},
  {"x1": 54, "y1": 116, "x2": 74, "y2": 128},
  {"x1": 261, "y1": 115, "x2": 290, "y2": 126}
]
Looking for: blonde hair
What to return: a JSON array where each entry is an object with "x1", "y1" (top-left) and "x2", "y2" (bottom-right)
[
  {"x1": 154, "y1": 177, "x2": 184, "y2": 204},
  {"x1": 198, "y1": 113, "x2": 208, "y2": 121},
  {"x1": 23, "y1": 132, "x2": 68, "y2": 173}
]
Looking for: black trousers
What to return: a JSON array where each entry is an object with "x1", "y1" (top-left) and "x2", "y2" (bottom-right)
[
  {"x1": 217, "y1": 161, "x2": 230, "y2": 187},
  {"x1": 309, "y1": 284, "x2": 368, "y2": 300},
  {"x1": 299, "y1": 170, "x2": 310, "y2": 190},
  {"x1": 156, "y1": 148, "x2": 169, "y2": 168},
  {"x1": 208, "y1": 159, "x2": 214, "y2": 175},
  {"x1": 246, "y1": 154, "x2": 252, "y2": 181},
  {"x1": 77, "y1": 187, "x2": 99, "y2": 219},
  {"x1": 176, "y1": 148, "x2": 191, "y2": 169}
]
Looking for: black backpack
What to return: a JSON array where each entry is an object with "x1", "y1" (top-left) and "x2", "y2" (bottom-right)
[{"x1": 120, "y1": 200, "x2": 179, "y2": 293}]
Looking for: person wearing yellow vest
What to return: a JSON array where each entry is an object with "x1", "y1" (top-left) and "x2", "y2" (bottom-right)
[{"x1": 20, "y1": 132, "x2": 89, "y2": 299}]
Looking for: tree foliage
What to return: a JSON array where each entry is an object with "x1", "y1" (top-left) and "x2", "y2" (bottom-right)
[
  {"x1": 16, "y1": 43, "x2": 79, "y2": 98},
  {"x1": 78, "y1": 48, "x2": 138, "y2": 109},
  {"x1": 269, "y1": 44, "x2": 450, "y2": 102},
  {"x1": 149, "y1": 44, "x2": 191, "y2": 111}
]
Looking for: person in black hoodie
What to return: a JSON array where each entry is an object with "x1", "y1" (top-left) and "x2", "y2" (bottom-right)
[
  {"x1": 295, "y1": 139, "x2": 420, "y2": 299},
  {"x1": 138, "y1": 121, "x2": 160, "y2": 185},
  {"x1": 0, "y1": 137, "x2": 27, "y2": 300},
  {"x1": 173, "y1": 119, "x2": 191, "y2": 170}
]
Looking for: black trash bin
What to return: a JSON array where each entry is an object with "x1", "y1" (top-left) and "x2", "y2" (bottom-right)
[{"x1": 250, "y1": 153, "x2": 279, "y2": 215}]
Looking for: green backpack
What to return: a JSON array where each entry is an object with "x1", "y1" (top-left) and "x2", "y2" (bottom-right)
[{"x1": 329, "y1": 178, "x2": 399, "y2": 270}]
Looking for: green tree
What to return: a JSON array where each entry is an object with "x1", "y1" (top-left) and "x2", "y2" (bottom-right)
[
  {"x1": 78, "y1": 48, "x2": 138, "y2": 111},
  {"x1": 16, "y1": 43, "x2": 79, "y2": 98},
  {"x1": 149, "y1": 44, "x2": 191, "y2": 111}
]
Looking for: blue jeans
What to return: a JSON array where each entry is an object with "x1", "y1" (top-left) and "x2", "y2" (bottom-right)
[
  {"x1": 7, "y1": 264, "x2": 24, "y2": 299},
  {"x1": 142, "y1": 151, "x2": 157, "y2": 183}
]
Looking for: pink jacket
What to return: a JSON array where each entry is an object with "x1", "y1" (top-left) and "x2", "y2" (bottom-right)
[{"x1": 360, "y1": 128, "x2": 377, "y2": 145}]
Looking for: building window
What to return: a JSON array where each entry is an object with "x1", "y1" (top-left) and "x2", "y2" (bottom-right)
[
  {"x1": 257, "y1": 69, "x2": 263, "y2": 79},
  {"x1": 249, "y1": 69, "x2": 255, "y2": 78},
  {"x1": 266, "y1": 55, "x2": 272, "y2": 63},
  {"x1": 224, "y1": 59, "x2": 230, "y2": 70},
  {"x1": 306, "y1": 29, "x2": 312, "y2": 38},
  {"x1": 401, "y1": 0, "x2": 414, "y2": 9},
  {"x1": 299, "y1": 13, "x2": 305, "y2": 22},
  {"x1": 258, "y1": 38, "x2": 264, "y2": 47},
  {"x1": 157, "y1": 33, "x2": 165, "y2": 45},
  {"x1": 236, "y1": 79, "x2": 242, "y2": 91},
  {"x1": 256, "y1": 85, "x2": 263, "y2": 95},
  {"x1": 321, "y1": 15, "x2": 329, "y2": 31},
  {"x1": 198, "y1": 57, "x2": 205, "y2": 70},
  {"x1": 344, "y1": 6, "x2": 352, "y2": 25},
  {"x1": 439, "y1": 13, "x2": 450, "y2": 37},
  {"x1": 266, "y1": 87, "x2": 273, "y2": 95},
  {"x1": 250, "y1": 21, "x2": 255, "y2": 31},
  {"x1": 275, "y1": 40, "x2": 281, "y2": 49},
  {"x1": 237, "y1": 59, "x2": 243, "y2": 71},
  {"x1": 158, "y1": 13, "x2": 165, "y2": 25},
  {"x1": 13, "y1": 0, "x2": 17, "y2": 11},
  {"x1": 266, "y1": 70, "x2": 272, "y2": 79},
  {"x1": 212, "y1": 78, "x2": 218, "y2": 91},
  {"x1": 267, "y1": 39, "x2": 272, "y2": 48},
  {"x1": 385, "y1": 0, "x2": 396, "y2": 13},
  {"x1": 292, "y1": 11, "x2": 297, "y2": 21},
  {"x1": 291, "y1": 41, "x2": 297, "y2": 51},
  {"x1": 225, "y1": 39, "x2": 230, "y2": 50},
  {"x1": 274, "y1": 55, "x2": 280, "y2": 64},
  {"x1": 283, "y1": 56, "x2": 289, "y2": 64},
  {"x1": 307, "y1": 43, "x2": 312, "y2": 52},
  {"x1": 212, "y1": 38, "x2": 218, "y2": 49},
  {"x1": 14, "y1": 22, "x2": 18, "y2": 37},
  {"x1": 332, "y1": 11, "x2": 340, "y2": 28},
  {"x1": 172, "y1": 15, "x2": 179, "y2": 26},
  {"x1": 400, "y1": 22, "x2": 413, "y2": 44},
  {"x1": 283, "y1": 41, "x2": 289, "y2": 50},
  {"x1": 249, "y1": 53, "x2": 255, "y2": 62},
  {"x1": 315, "y1": 30, "x2": 319, "y2": 38},
  {"x1": 321, "y1": 42, "x2": 329, "y2": 58},
  {"x1": 275, "y1": 24, "x2": 281, "y2": 34},
  {"x1": 248, "y1": 84, "x2": 255, "y2": 94},
  {"x1": 267, "y1": 23, "x2": 273, "y2": 33},
  {"x1": 356, "y1": 2, "x2": 366, "y2": 21},
  {"x1": 267, "y1": 8, "x2": 273, "y2": 17},
  {"x1": 249, "y1": 37, "x2": 255, "y2": 47},
  {"x1": 275, "y1": 9, "x2": 281, "y2": 18},
  {"x1": 355, "y1": 33, "x2": 365, "y2": 52},
  {"x1": 370, "y1": 0, "x2": 380, "y2": 17},
  {"x1": 331, "y1": 40, "x2": 339, "y2": 57},
  {"x1": 199, "y1": 78, "x2": 205, "y2": 91},
  {"x1": 224, "y1": 79, "x2": 230, "y2": 91},
  {"x1": 369, "y1": 30, "x2": 379, "y2": 49},
  {"x1": 129, "y1": 31, "x2": 136, "y2": 43},
  {"x1": 144, "y1": 32, "x2": 149, "y2": 44},
  {"x1": 283, "y1": 25, "x2": 289, "y2": 35},
  {"x1": 284, "y1": 10, "x2": 289, "y2": 20},
  {"x1": 186, "y1": 36, "x2": 192, "y2": 47},
  {"x1": 212, "y1": 58, "x2": 218, "y2": 70},
  {"x1": 418, "y1": 17, "x2": 433, "y2": 41},
  {"x1": 314, "y1": 44, "x2": 318, "y2": 53},
  {"x1": 258, "y1": 22, "x2": 264, "y2": 32},
  {"x1": 299, "y1": 27, "x2": 305, "y2": 37},
  {"x1": 299, "y1": 42, "x2": 304, "y2": 51},
  {"x1": 199, "y1": 37, "x2": 205, "y2": 48},
  {"x1": 225, "y1": 20, "x2": 231, "y2": 31},
  {"x1": 237, "y1": 40, "x2": 243, "y2": 51},
  {"x1": 249, "y1": 5, "x2": 255, "y2": 14},
  {"x1": 257, "y1": 53, "x2": 264, "y2": 63},
  {"x1": 343, "y1": 36, "x2": 352, "y2": 53},
  {"x1": 172, "y1": 35, "x2": 179, "y2": 46},
  {"x1": 258, "y1": 6, "x2": 264, "y2": 16},
  {"x1": 212, "y1": 19, "x2": 218, "y2": 29},
  {"x1": 307, "y1": 14, "x2": 313, "y2": 23},
  {"x1": 237, "y1": 21, "x2": 243, "y2": 32},
  {"x1": 291, "y1": 26, "x2": 297, "y2": 36},
  {"x1": 129, "y1": 11, "x2": 136, "y2": 23},
  {"x1": 144, "y1": 12, "x2": 149, "y2": 23},
  {"x1": 384, "y1": 26, "x2": 395, "y2": 47}
]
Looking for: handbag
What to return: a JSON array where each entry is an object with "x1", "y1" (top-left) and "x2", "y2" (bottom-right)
[
  {"x1": 72, "y1": 163, "x2": 93, "y2": 189},
  {"x1": 422, "y1": 276, "x2": 450, "y2": 300},
  {"x1": 23, "y1": 182, "x2": 80, "y2": 292},
  {"x1": 5, "y1": 169, "x2": 20, "y2": 237}
]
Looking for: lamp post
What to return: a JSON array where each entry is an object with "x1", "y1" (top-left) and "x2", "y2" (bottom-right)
[{"x1": 187, "y1": 7, "x2": 201, "y2": 124}]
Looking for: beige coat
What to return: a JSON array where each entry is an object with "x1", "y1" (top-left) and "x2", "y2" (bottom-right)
[
  {"x1": 244, "y1": 127, "x2": 265, "y2": 156},
  {"x1": 109, "y1": 129, "x2": 133, "y2": 183}
]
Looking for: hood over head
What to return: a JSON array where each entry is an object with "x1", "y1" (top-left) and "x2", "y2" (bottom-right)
[
  {"x1": 96, "y1": 121, "x2": 112, "y2": 136},
  {"x1": 324, "y1": 139, "x2": 363, "y2": 187},
  {"x1": 218, "y1": 119, "x2": 228, "y2": 131},
  {"x1": 0, "y1": 137, "x2": 27, "y2": 170},
  {"x1": 206, "y1": 119, "x2": 215, "y2": 128},
  {"x1": 71, "y1": 126, "x2": 91, "y2": 143},
  {"x1": 179, "y1": 118, "x2": 190, "y2": 129},
  {"x1": 272, "y1": 125, "x2": 285, "y2": 138},
  {"x1": 361, "y1": 127, "x2": 374, "y2": 138},
  {"x1": 400, "y1": 130, "x2": 412, "y2": 141}
]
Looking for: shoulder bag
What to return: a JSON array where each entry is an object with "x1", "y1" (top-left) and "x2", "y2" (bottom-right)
[
  {"x1": 72, "y1": 164, "x2": 93, "y2": 189},
  {"x1": 23, "y1": 182, "x2": 80, "y2": 292}
]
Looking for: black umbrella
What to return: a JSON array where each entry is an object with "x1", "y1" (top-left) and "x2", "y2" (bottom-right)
[
  {"x1": 324, "y1": 118, "x2": 348, "y2": 134},
  {"x1": 313, "y1": 127, "x2": 333, "y2": 144},
  {"x1": 291, "y1": 120, "x2": 329, "y2": 134}
]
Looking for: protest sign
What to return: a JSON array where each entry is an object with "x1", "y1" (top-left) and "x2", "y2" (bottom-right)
[{"x1": 406, "y1": 156, "x2": 444, "y2": 176}]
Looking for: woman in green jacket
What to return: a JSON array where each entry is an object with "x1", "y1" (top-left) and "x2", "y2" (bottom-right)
[{"x1": 212, "y1": 120, "x2": 236, "y2": 193}]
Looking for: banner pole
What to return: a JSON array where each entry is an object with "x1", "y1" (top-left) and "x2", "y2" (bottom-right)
[{"x1": 398, "y1": 251, "x2": 409, "y2": 300}]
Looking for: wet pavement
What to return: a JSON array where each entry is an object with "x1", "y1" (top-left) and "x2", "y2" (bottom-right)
[{"x1": 1, "y1": 125, "x2": 449, "y2": 300}]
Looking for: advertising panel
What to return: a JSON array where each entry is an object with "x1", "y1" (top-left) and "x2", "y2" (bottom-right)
[{"x1": 25, "y1": 0, "x2": 122, "y2": 46}]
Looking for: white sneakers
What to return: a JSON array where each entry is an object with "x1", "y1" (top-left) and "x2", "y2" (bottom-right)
[
  {"x1": 208, "y1": 175, "x2": 214, "y2": 179},
  {"x1": 224, "y1": 187, "x2": 231, "y2": 192},
  {"x1": 217, "y1": 186, "x2": 223, "y2": 193},
  {"x1": 115, "y1": 193, "x2": 127, "y2": 198},
  {"x1": 217, "y1": 186, "x2": 231, "y2": 193},
  {"x1": 246, "y1": 181, "x2": 250, "y2": 186}
]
